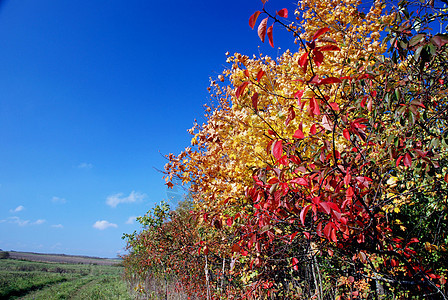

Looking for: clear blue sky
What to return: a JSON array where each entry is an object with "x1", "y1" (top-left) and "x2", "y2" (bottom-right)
[{"x1": 0, "y1": 0, "x2": 297, "y2": 258}]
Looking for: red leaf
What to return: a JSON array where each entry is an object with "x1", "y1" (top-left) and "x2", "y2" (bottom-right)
[
  {"x1": 294, "y1": 90, "x2": 304, "y2": 106},
  {"x1": 318, "y1": 77, "x2": 342, "y2": 85},
  {"x1": 289, "y1": 232, "x2": 299, "y2": 243},
  {"x1": 404, "y1": 153, "x2": 412, "y2": 167},
  {"x1": 258, "y1": 18, "x2": 268, "y2": 43},
  {"x1": 226, "y1": 217, "x2": 233, "y2": 226},
  {"x1": 308, "y1": 75, "x2": 320, "y2": 84},
  {"x1": 272, "y1": 140, "x2": 283, "y2": 160},
  {"x1": 313, "y1": 49, "x2": 324, "y2": 66},
  {"x1": 292, "y1": 257, "x2": 299, "y2": 270},
  {"x1": 277, "y1": 8, "x2": 288, "y2": 18},
  {"x1": 256, "y1": 70, "x2": 265, "y2": 82},
  {"x1": 310, "y1": 124, "x2": 317, "y2": 135},
  {"x1": 236, "y1": 81, "x2": 249, "y2": 99},
  {"x1": 261, "y1": 0, "x2": 268, "y2": 4},
  {"x1": 316, "y1": 221, "x2": 323, "y2": 237},
  {"x1": 318, "y1": 45, "x2": 340, "y2": 51},
  {"x1": 310, "y1": 96, "x2": 320, "y2": 115},
  {"x1": 298, "y1": 52, "x2": 309, "y2": 72},
  {"x1": 346, "y1": 186, "x2": 354, "y2": 200},
  {"x1": 330, "y1": 227, "x2": 337, "y2": 243},
  {"x1": 329, "y1": 102, "x2": 339, "y2": 111},
  {"x1": 343, "y1": 128, "x2": 350, "y2": 140},
  {"x1": 322, "y1": 115, "x2": 333, "y2": 131},
  {"x1": 444, "y1": 173, "x2": 448, "y2": 183},
  {"x1": 312, "y1": 27, "x2": 330, "y2": 40},
  {"x1": 410, "y1": 99, "x2": 425, "y2": 108},
  {"x1": 344, "y1": 171, "x2": 351, "y2": 186},
  {"x1": 293, "y1": 128, "x2": 304, "y2": 139},
  {"x1": 231, "y1": 243, "x2": 241, "y2": 252},
  {"x1": 324, "y1": 222, "x2": 332, "y2": 240},
  {"x1": 290, "y1": 177, "x2": 308, "y2": 187},
  {"x1": 267, "y1": 25, "x2": 274, "y2": 48},
  {"x1": 396, "y1": 155, "x2": 403, "y2": 167},
  {"x1": 319, "y1": 202, "x2": 332, "y2": 214},
  {"x1": 249, "y1": 11, "x2": 261, "y2": 29},
  {"x1": 244, "y1": 70, "x2": 250, "y2": 78},
  {"x1": 300, "y1": 204, "x2": 311, "y2": 226},
  {"x1": 285, "y1": 106, "x2": 295, "y2": 126},
  {"x1": 252, "y1": 92, "x2": 259, "y2": 111}
]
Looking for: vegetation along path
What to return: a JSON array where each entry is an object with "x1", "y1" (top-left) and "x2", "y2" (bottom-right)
[{"x1": 0, "y1": 253, "x2": 132, "y2": 300}]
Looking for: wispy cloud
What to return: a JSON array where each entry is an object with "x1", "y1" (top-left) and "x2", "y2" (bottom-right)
[
  {"x1": 1, "y1": 217, "x2": 46, "y2": 227},
  {"x1": 78, "y1": 162, "x2": 93, "y2": 169},
  {"x1": 10, "y1": 205, "x2": 24, "y2": 213},
  {"x1": 52, "y1": 196, "x2": 66, "y2": 204},
  {"x1": 93, "y1": 220, "x2": 118, "y2": 230},
  {"x1": 52, "y1": 224, "x2": 64, "y2": 229},
  {"x1": 9, "y1": 217, "x2": 29, "y2": 226},
  {"x1": 125, "y1": 216, "x2": 136, "y2": 225},
  {"x1": 106, "y1": 191, "x2": 146, "y2": 208}
]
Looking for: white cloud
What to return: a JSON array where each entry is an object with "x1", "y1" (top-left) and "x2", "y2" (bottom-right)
[
  {"x1": 52, "y1": 224, "x2": 64, "y2": 229},
  {"x1": 33, "y1": 219, "x2": 46, "y2": 225},
  {"x1": 106, "y1": 191, "x2": 146, "y2": 208},
  {"x1": 52, "y1": 197, "x2": 66, "y2": 204},
  {"x1": 2, "y1": 217, "x2": 45, "y2": 227},
  {"x1": 93, "y1": 220, "x2": 118, "y2": 230},
  {"x1": 78, "y1": 162, "x2": 93, "y2": 169},
  {"x1": 9, "y1": 216, "x2": 30, "y2": 226},
  {"x1": 10, "y1": 205, "x2": 24, "y2": 213},
  {"x1": 125, "y1": 216, "x2": 136, "y2": 225}
]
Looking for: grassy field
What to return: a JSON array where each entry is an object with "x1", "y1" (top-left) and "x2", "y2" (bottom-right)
[{"x1": 0, "y1": 253, "x2": 132, "y2": 300}]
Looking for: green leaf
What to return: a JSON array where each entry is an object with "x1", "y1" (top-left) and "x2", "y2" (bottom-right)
[{"x1": 409, "y1": 34, "x2": 425, "y2": 47}]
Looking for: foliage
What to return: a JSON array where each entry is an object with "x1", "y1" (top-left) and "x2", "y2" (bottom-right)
[
  {"x1": 0, "y1": 258, "x2": 130, "y2": 299},
  {"x1": 123, "y1": 0, "x2": 448, "y2": 298}
]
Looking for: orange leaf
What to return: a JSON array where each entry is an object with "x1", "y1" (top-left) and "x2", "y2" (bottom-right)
[
  {"x1": 444, "y1": 173, "x2": 448, "y2": 183},
  {"x1": 267, "y1": 24, "x2": 274, "y2": 48},
  {"x1": 258, "y1": 17, "x2": 268, "y2": 43},
  {"x1": 236, "y1": 81, "x2": 249, "y2": 99},
  {"x1": 256, "y1": 70, "x2": 265, "y2": 82},
  {"x1": 249, "y1": 11, "x2": 261, "y2": 29},
  {"x1": 312, "y1": 27, "x2": 330, "y2": 40}
]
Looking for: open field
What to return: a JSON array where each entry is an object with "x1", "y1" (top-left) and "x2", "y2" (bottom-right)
[
  {"x1": 7, "y1": 251, "x2": 121, "y2": 266},
  {"x1": 0, "y1": 251, "x2": 132, "y2": 299}
]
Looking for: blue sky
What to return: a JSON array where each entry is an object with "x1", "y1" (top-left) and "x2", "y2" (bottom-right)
[{"x1": 0, "y1": 0, "x2": 298, "y2": 258}]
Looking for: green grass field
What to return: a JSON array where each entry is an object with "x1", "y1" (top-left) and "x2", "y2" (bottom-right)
[{"x1": 0, "y1": 258, "x2": 132, "y2": 299}]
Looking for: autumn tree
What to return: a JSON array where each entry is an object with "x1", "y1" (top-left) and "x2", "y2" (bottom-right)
[{"x1": 124, "y1": 0, "x2": 448, "y2": 298}]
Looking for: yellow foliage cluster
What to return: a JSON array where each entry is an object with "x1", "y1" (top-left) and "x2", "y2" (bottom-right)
[{"x1": 164, "y1": 0, "x2": 394, "y2": 218}]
